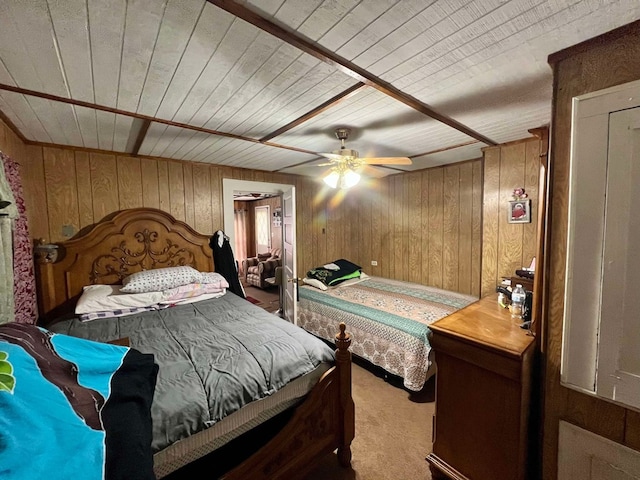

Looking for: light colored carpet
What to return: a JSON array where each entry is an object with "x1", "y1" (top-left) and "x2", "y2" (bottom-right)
[{"x1": 303, "y1": 360, "x2": 435, "y2": 480}]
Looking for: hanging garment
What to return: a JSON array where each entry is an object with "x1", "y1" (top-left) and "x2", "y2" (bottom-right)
[{"x1": 210, "y1": 230, "x2": 245, "y2": 299}]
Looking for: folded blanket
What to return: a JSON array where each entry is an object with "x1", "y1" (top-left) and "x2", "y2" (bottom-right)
[{"x1": 307, "y1": 259, "x2": 362, "y2": 286}]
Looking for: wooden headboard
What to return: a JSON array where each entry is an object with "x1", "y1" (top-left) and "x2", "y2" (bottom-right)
[{"x1": 36, "y1": 208, "x2": 213, "y2": 324}]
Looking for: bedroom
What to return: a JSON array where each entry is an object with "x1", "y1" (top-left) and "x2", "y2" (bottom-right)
[{"x1": 1, "y1": 1, "x2": 640, "y2": 479}]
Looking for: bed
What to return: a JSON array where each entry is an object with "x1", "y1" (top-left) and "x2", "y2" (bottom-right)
[
  {"x1": 298, "y1": 273, "x2": 477, "y2": 391},
  {"x1": 25, "y1": 207, "x2": 354, "y2": 480}
]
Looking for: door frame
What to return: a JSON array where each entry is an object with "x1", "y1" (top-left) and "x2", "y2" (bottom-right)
[
  {"x1": 223, "y1": 179, "x2": 293, "y2": 257},
  {"x1": 222, "y1": 178, "x2": 296, "y2": 320}
]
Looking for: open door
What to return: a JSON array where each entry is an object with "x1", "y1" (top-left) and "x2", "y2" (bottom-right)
[{"x1": 281, "y1": 186, "x2": 296, "y2": 323}]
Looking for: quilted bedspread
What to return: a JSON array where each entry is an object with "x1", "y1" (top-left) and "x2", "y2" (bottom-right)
[
  {"x1": 49, "y1": 292, "x2": 335, "y2": 455},
  {"x1": 298, "y1": 276, "x2": 477, "y2": 391}
]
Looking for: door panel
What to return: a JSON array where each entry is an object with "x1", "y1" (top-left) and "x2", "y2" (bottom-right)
[{"x1": 282, "y1": 188, "x2": 296, "y2": 323}]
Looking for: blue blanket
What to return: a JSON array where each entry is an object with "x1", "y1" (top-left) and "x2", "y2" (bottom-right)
[{"x1": 0, "y1": 323, "x2": 157, "y2": 480}]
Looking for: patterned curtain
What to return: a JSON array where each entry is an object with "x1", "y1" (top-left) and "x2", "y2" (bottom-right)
[
  {"x1": 1, "y1": 152, "x2": 37, "y2": 324},
  {"x1": 234, "y1": 208, "x2": 248, "y2": 275}
]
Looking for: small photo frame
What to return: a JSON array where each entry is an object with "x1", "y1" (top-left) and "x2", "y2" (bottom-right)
[{"x1": 508, "y1": 199, "x2": 531, "y2": 223}]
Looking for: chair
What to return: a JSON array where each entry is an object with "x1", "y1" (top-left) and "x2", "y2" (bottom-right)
[{"x1": 242, "y1": 248, "x2": 281, "y2": 289}]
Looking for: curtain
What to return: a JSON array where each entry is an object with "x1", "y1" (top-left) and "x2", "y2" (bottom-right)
[
  {"x1": 234, "y1": 208, "x2": 248, "y2": 275},
  {"x1": 1, "y1": 152, "x2": 37, "y2": 324}
]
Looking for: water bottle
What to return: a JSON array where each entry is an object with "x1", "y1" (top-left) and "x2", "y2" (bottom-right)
[{"x1": 510, "y1": 284, "x2": 526, "y2": 321}]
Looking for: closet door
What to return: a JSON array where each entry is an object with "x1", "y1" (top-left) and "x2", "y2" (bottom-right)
[
  {"x1": 596, "y1": 107, "x2": 640, "y2": 408},
  {"x1": 562, "y1": 79, "x2": 640, "y2": 411}
]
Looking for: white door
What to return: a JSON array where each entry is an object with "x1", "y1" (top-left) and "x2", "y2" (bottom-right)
[
  {"x1": 254, "y1": 205, "x2": 271, "y2": 255},
  {"x1": 595, "y1": 106, "x2": 640, "y2": 408},
  {"x1": 559, "y1": 421, "x2": 640, "y2": 479},
  {"x1": 281, "y1": 187, "x2": 296, "y2": 323}
]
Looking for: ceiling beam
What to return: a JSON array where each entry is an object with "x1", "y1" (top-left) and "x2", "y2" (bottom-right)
[
  {"x1": 210, "y1": 0, "x2": 498, "y2": 147},
  {"x1": 131, "y1": 119, "x2": 151, "y2": 156},
  {"x1": 0, "y1": 83, "x2": 319, "y2": 156},
  {"x1": 260, "y1": 82, "x2": 366, "y2": 142}
]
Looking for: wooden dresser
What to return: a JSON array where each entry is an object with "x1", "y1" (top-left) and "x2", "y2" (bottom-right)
[{"x1": 426, "y1": 295, "x2": 536, "y2": 480}]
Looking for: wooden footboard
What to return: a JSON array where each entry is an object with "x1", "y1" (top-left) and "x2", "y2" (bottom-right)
[{"x1": 222, "y1": 323, "x2": 354, "y2": 480}]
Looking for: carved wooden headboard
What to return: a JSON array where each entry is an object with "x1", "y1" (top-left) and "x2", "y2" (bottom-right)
[{"x1": 36, "y1": 208, "x2": 213, "y2": 324}]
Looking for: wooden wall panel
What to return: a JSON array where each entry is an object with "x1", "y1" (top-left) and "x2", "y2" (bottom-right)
[
  {"x1": 442, "y1": 166, "x2": 459, "y2": 291},
  {"x1": 0, "y1": 116, "x2": 26, "y2": 162},
  {"x1": 408, "y1": 172, "x2": 422, "y2": 284},
  {"x1": 44, "y1": 148, "x2": 79, "y2": 241},
  {"x1": 75, "y1": 152, "x2": 94, "y2": 229},
  {"x1": 428, "y1": 169, "x2": 444, "y2": 288},
  {"x1": 21, "y1": 145, "x2": 49, "y2": 241},
  {"x1": 192, "y1": 163, "x2": 212, "y2": 234},
  {"x1": 168, "y1": 161, "x2": 185, "y2": 222},
  {"x1": 471, "y1": 161, "x2": 483, "y2": 296},
  {"x1": 210, "y1": 166, "x2": 223, "y2": 231},
  {"x1": 117, "y1": 156, "x2": 143, "y2": 210},
  {"x1": 157, "y1": 160, "x2": 170, "y2": 213},
  {"x1": 480, "y1": 138, "x2": 540, "y2": 298},
  {"x1": 497, "y1": 143, "x2": 525, "y2": 284},
  {"x1": 481, "y1": 148, "x2": 500, "y2": 297},
  {"x1": 420, "y1": 170, "x2": 430, "y2": 285},
  {"x1": 458, "y1": 162, "x2": 473, "y2": 294},
  {"x1": 378, "y1": 179, "x2": 391, "y2": 279},
  {"x1": 543, "y1": 24, "x2": 640, "y2": 479},
  {"x1": 140, "y1": 158, "x2": 160, "y2": 208},
  {"x1": 523, "y1": 139, "x2": 540, "y2": 263},
  {"x1": 90, "y1": 152, "x2": 118, "y2": 223},
  {"x1": 183, "y1": 162, "x2": 194, "y2": 227}
]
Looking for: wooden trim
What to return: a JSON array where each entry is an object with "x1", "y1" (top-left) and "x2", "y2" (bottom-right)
[
  {"x1": 410, "y1": 140, "x2": 481, "y2": 159},
  {"x1": 209, "y1": 0, "x2": 497, "y2": 147},
  {"x1": 260, "y1": 83, "x2": 366, "y2": 142},
  {"x1": 131, "y1": 119, "x2": 151, "y2": 156},
  {"x1": 0, "y1": 83, "x2": 319, "y2": 156}
]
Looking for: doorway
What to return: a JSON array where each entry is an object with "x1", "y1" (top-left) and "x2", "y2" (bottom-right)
[{"x1": 222, "y1": 179, "x2": 297, "y2": 323}]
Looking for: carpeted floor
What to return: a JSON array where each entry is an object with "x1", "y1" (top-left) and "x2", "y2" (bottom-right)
[
  {"x1": 242, "y1": 283, "x2": 280, "y2": 313},
  {"x1": 302, "y1": 359, "x2": 435, "y2": 480}
]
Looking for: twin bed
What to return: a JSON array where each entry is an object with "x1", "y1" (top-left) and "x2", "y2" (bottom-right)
[
  {"x1": 298, "y1": 270, "x2": 478, "y2": 391},
  {"x1": 6, "y1": 208, "x2": 354, "y2": 480}
]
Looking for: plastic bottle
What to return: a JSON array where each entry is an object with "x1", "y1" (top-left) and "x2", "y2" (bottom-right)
[{"x1": 510, "y1": 284, "x2": 526, "y2": 321}]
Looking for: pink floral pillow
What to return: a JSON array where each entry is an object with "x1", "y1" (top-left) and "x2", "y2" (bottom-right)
[{"x1": 162, "y1": 283, "x2": 227, "y2": 301}]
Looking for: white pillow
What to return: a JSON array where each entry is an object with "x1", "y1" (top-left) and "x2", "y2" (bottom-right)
[
  {"x1": 120, "y1": 266, "x2": 200, "y2": 293},
  {"x1": 75, "y1": 284, "x2": 163, "y2": 314},
  {"x1": 302, "y1": 277, "x2": 328, "y2": 291}
]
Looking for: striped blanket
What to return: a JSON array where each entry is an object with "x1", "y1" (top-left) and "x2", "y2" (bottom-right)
[{"x1": 298, "y1": 276, "x2": 477, "y2": 391}]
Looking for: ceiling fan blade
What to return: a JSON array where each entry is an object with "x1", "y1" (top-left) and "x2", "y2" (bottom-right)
[
  {"x1": 319, "y1": 152, "x2": 344, "y2": 160},
  {"x1": 362, "y1": 156, "x2": 412, "y2": 165}
]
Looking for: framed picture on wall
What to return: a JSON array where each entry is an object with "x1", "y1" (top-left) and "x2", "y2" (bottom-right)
[{"x1": 508, "y1": 199, "x2": 531, "y2": 223}]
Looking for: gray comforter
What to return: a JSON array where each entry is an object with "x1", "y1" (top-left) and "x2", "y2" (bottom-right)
[{"x1": 49, "y1": 292, "x2": 335, "y2": 453}]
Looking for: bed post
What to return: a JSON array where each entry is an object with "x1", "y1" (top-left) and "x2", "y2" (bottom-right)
[{"x1": 335, "y1": 322, "x2": 354, "y2": 467}]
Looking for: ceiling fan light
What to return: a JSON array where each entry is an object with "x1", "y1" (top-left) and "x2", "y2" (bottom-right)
[
  {"x1": 342, "y1": 169, "x2": 361, "y2": 189},
  {"x1": 323, "y1": 170, "x2": 340, "y2": 189}
]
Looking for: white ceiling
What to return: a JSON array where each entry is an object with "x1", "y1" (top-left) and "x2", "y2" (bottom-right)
[{"x1": 0, "y1": 0, "x2": 639, "y2": 179}]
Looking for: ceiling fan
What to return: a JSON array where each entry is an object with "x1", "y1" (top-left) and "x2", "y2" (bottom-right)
[{"x1": 318, "y1": 128, "x2": 412, "y2": 189}]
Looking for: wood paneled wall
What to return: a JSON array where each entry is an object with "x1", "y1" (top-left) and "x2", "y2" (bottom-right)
[
  {"x1": 481, "y1": 138, "x2": 541, "y2": 297},
  {"x1": 543, "y1": 24, "x2": 640, "y2": 479},
  {"x1": 3, "y1": 118, "x2": 536, "y2": 300},
  {"x1": 306, "y1": 161, "x2": 485, "y2": 296}
]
